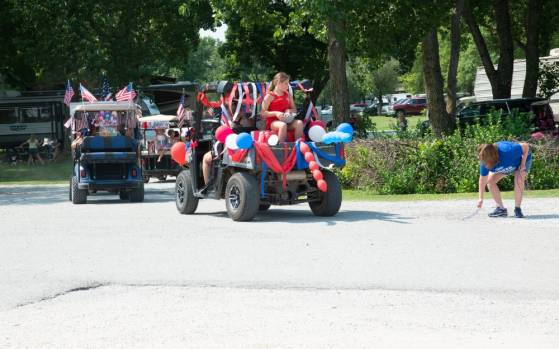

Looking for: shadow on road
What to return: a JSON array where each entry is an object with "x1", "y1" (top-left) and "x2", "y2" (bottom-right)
[
  {"x1": 206, "y1": 208, "x2": 412, "y2": 224},
  {"x1": 0, "y1": 186, "x2": 175, "y2": 205}
]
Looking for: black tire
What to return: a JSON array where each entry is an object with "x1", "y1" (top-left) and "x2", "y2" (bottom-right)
[
  {"x1": 69, "y1": 177, "x2": 72, "y2": 201},
  {"x1": 158, "y1": 175, "x2": 166, "y2": 182},
  {"x1": 143, "y1": 175, "x2": 150, "y2": 183},
  {"x1": 259, "y1": 203, "x2": 271, "y2": 212},
  {"x1": 71, "y1": 176, "x2": 87, "y2": 204},
  {"x1": 175, "y1": 170, "x2": 198, "y2": 214},
  {"x1": 129, "y1": 183, "x2": 144, "y2": 202},
  {"x1": 309, "y1": 170, "x2": 342, "y2": 217},
  {"x1": 225, "y1": 172, "x2": 260, "y2": 221},
  {"x1": 119, "y1": 191, "x2": 129, "y2": 200}
]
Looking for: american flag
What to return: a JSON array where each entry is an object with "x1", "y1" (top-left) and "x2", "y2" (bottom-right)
[
  {"x1": 79, "y1": 84, "x2": 98, "y2": 102},
  {"x1": 64, "y1": 80, "x2": 74, "y2": 106},
  {"x1": 177, "y1": 94, "x2": 185, "y2": 121},
  {"x1": 115, "y1": 82, "x2": 136, "y2": 102},
  {"x1": 102, "y1": 75, "x2": 112, "y2": 101}
]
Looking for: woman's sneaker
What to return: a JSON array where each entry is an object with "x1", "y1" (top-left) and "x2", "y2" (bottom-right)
[
  {"x1": 488, "y1": 207, "x2": 508, "y2": 217},
  {"x1": 514, "y1": 207, "x2": 524, "y2": 218}
]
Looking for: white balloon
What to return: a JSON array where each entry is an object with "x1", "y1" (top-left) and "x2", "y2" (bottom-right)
[
  {"x1": 267, "y1": 134, "x2": 279, "y2": 146},
  {"x1": 225, "y1": 133, "x2": 239, "y2": 150},
  {"x1": 308, "y1": 125, "x2": 326, "y2": 142}
]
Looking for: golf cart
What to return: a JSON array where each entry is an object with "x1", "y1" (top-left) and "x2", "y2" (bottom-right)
[
  {"x1": 68, "y1": 101, "x2": 144, "y2": 204},
  {"x1": 174, "y1": 80, "x2": 346, "y2": 221},
  {"x1": 138, "y1": 114, "x2": 183, "y2": 183}
]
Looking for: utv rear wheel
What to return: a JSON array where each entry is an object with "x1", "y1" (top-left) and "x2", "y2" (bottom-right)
[
  {"x1": 225, "y1": 172, "x2": 259, "y2": 221},
  {"x1": 119, "y1": 191, "x2": 129, "y2": 200},
  {"x1": 71, "y1": 176, "x2": 87, "y2": 204},
  {"x1": 129, "y1": 183, "x2": 144, "y2": 202},
  {"x1": 309, "y1": 170, "x2": 341, "y2": 217},
  {"x1": 68, "y1": 177, "x2": 72, "y2": 201},
  {"x1": 176, "y1": 170, "x2": 198, "y2": 214}
]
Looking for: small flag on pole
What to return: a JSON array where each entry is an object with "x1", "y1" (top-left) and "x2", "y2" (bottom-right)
[
  {"x1": 177, "y1": 94, "x2": 185, "y2": 121},
  {"x1": 64, "y1": 80, "x2": 74, "y2": 106},
  {"x1": 115, "y1": 82, "x2": 136, "y2": 102},
  {"x1": 102, "y1": 75, "x2": 112, "y2": 101},
  {"x1": 79, "y1": 84, "x2": 98, "y2": 102}
]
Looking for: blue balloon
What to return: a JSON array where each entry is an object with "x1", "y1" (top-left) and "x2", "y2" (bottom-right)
[
  {"x1": 340, "y1": 132, "x2": 352, "y2": 143},
  {"x1": 236, "y1": 132, "x2": 253, "y2": 149},
  {"x1": 336, "y1": 122, "x2": 354, "y2": 136},
  {"x1": 322, "y1": 131, "x2": 342, "y2": 144}
]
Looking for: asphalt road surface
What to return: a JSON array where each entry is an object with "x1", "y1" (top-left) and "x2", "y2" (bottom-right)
[{"x1": 1, "y1": 183, "x2": 558, "y2": 348}]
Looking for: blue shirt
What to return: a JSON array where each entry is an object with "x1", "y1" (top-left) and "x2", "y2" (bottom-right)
[{"x1": 480, "y1": 141, "x2": 529, "y2": 176}]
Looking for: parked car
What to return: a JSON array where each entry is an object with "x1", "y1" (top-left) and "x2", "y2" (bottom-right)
[
  {"x1": 350, "y1": 103, "x2": 368, "y2": 113},
  {"x1": 363, "y1": 103, "x2": 394, "y2": 116},
  {"x1": 457, "y1": 97, "x2": 555, "y2": 130},
  {"x1": 392, "y1": 97, "x2": 427, "y2": 117}
]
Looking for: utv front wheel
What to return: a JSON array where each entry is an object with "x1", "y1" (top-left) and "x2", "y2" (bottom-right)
[
  {"x1": 309, "y1": 170, "x2": 341, "y2": 217},
  {"x1": 225, "y1": 172, "x2": 259, "y2": 221},
  {"x1": 71, "y1": 176, "x2": 87, "y2": 204},
  {"x1": 176, "y1": 170, "x2": 198, "y2": 214}
]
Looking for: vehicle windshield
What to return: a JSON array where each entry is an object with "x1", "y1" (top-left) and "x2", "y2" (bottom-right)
[
  {"x1": 140, "y1": 96, "x2": 161, "y2": 116},
  {"x1": 74, "y1": 110, "x2": 137, "y2": 137}
]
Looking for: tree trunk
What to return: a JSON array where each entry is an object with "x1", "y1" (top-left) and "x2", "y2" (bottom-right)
[
  {"x1": 446, "y1": 0, "x2": 464, "y2": 116},
  {"x1": 422, "y1": 30, "x2": 455, "y2": 137},
  {"x1": 463, "y1": 0, "x2": 514, "y2": 99},
  {"x1": 310, "y1": 73, "x2": 329, "y2": 104},
  {"x1": 522, "y1": 0, "x2": 542, "y2": 98},
  {"x1": 327, "y1": 16, "x2": 349, "y2": 126},
  {"x1": 377, "y1": 92, "x2": 383, "y2": 115}
]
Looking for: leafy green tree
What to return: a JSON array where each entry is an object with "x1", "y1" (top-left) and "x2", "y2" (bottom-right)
[
  {"x1": 1, "y1": 0, "x2": 214, "y2": 88},
  {"x1": 180, "y1": 37, "x2": 227, "y2": 82}
]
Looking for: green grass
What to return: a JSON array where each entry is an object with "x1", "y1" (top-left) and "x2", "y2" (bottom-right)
[
  {"x1": 0, "y1": 158, "x2": 72, "y2": 184},
  {"x1": 343, "y1": 188, "x2": 559, "y2": 201},
  {"x1": 369, "y1": 115, "x2": 427, "y2": 131}
]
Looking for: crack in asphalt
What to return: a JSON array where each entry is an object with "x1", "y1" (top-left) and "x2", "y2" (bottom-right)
[{"x1": 14, "y1": 282, "x2": 107, "y2": 309}]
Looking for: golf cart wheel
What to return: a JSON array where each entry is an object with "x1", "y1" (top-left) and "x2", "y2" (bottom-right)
[
  {"x1": 225, "y1": 172, "x2": 259, "y2": 221},
  {"x1": 176, "y1": 170, "x2": 198, "y2": 214},
  {"x1": 129, "y1": 183, "x2": 144, "y2": 202},
  {"x1": 119, "y1": 190, "x2": 129, "y2": 200},
  {"x1": 143, "y1": 175, "x2": 150, "y2": 183},
  {"x1": 69, "y1": 176, "x2": 72, "y2": 201},
  {"x1": 309, "y1": 170, "x2": 342, "y2": 217},
  {"x1": 259, "y1": 203, "x2": 271, "y2": 211},
  {"x1": 71, "y1": 176, "x2": 87, "y2": 204}
]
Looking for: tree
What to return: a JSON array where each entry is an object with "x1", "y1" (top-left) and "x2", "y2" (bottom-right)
[
  {"x1": 371, "y1": 59, "x2": 400, "y2": 114},
  {"x1": 463, "y1": 0, "x2": 514, "y2": 99},
  {"x1": 446, "y1": 0, "x2": 464, "y2": 117},
  {"x1": 1, "y1": 0, "x2": 214, "y2": 88},
  {"x1": 181, "y1": 37, "x2": 227, "y2": 82}
]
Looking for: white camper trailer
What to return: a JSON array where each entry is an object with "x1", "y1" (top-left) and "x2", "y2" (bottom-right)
[{"x1": 474, "y1": 49, "x2": 559, "y2": 122}]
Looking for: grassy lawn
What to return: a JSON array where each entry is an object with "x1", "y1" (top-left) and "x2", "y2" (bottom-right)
[
  {"x1": 369, "y1": 115, "x2": 427, "y2": 131},
  {"x1": 0, "y1": 157, "x2": 72, "y2": 184}
]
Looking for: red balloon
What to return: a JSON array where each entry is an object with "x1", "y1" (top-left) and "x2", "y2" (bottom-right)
[
  {"x1": 304, "y1": 151, "x2": 315, "y2": 162},
  {"x1": 317, "y1": 179, "x2": 328, "y2": 192},
  {"x1": 299, "y1": 142, "x2": 310, "y2": 154},
  {"x1": 308, "y1": 161, "x2": 319, "y2": 171},
  {"x1": 170, "y1": 142, "x2": 187, "y2": 165},
  {"x1": 215, "y1": 125, "x2": 233, "y2": 143},
  {"x1": 310, "y1": 120, "x2": 326, "y2": 129},
  {"x1": 312, "y1": 169, "x2": 323, "y2": 181}
]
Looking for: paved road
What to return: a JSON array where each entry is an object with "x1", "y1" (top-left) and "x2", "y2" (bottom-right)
[{"x1": 0, "y1": 183, "x2": 558, "y2": 348}]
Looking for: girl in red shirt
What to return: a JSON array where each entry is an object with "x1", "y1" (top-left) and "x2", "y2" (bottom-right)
[{"x1": 261, "y1": 72, "x2": 304, "y2": 142}]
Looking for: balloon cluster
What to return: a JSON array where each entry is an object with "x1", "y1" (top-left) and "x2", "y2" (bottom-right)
[
  {"x1": 300, "y1": 142, "x2": 327, "y2": 192},
  {"x1": 308, "y1": 120, "x2": 327, "y2": 142},
  {"x1": 322, "y1": 122, "x2": 354, "y2": 144},
  {"x1": 215, "y1": 125, "x2": 254, "y2": 150}
]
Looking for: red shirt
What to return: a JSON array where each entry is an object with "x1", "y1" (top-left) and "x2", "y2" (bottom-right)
[{"x1": 265, "y1": 92, "x2": 290, "y2": 129}]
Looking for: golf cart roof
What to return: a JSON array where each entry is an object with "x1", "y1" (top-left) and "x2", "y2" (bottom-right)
[
  {"x1": 138, "y1": 114, "x2": 177, "y2": 122},
  {"x1": 141, "y1": 82, "x2": 198, "y2": 92},
  {"x1": 70, "y1": 101, "x2": 140, "y2": 117}
]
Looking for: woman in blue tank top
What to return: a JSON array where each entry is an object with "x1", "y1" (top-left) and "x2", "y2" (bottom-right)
[{"x1": 477, "y1": 141, "x2": 532, "y2": 218}]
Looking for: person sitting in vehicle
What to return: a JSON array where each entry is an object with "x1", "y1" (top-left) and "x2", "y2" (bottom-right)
[
  {"x1": 19, "y1": 134, "x2": 45, "y2": 166},
  {"x1": 261, "y1": 72, "x2": 304, "y2": 142},
  {"x1": 155, "y1": 128, "x2": 168, "y2": 162},
  {"x1": 71, "y1": 128, "x2": 88, "y2": 155}
]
